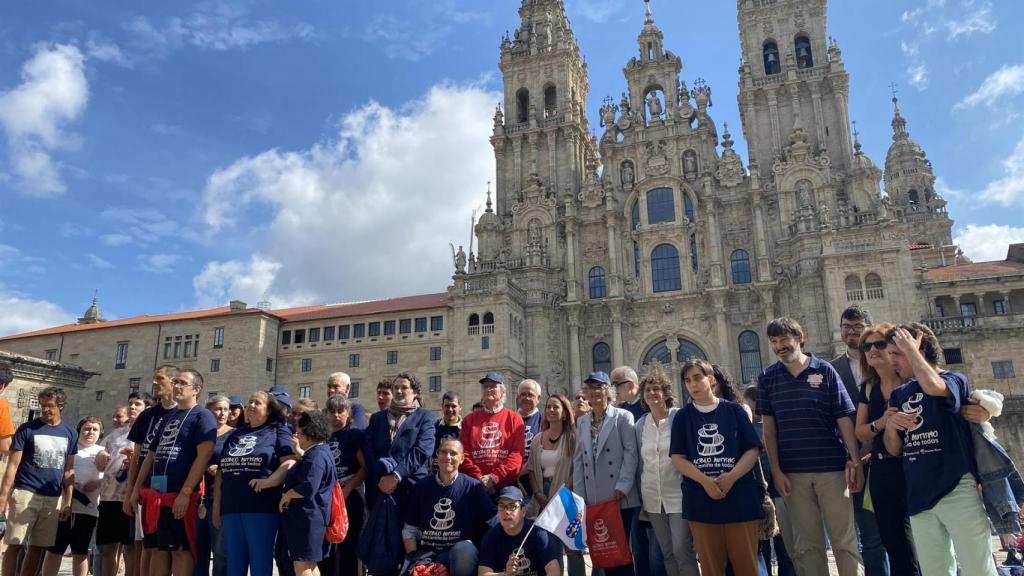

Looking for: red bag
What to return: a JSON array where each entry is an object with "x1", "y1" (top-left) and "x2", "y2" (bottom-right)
[
  {"x1": 325, "y1": 481, "x2": 349, "y2": 544},
  {"x1": 585, "y1": 500, "x2": 633, "y2": 569}
]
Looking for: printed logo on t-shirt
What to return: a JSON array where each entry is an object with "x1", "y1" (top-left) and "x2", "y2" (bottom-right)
[
  {"x1": 592, "y1": 518, "x2": 610, "y2": 543},
  {"x1": 429, "y1": 498, "x2": 456, "y2": 530},
  {"x1": 808, "y1": 374, "x2": 824, "y2": 388},
  {"x1": 32, "y1": 434, "x2": 69, "y2": 469},
  {"x1": 512, "y1": 548, "x2": 532, "y2": 574},
  {"x1": 228, "y1": 435, "x2": 258, "y2": 457},
  {"x1": 329, "y1": 440, "x2": 341, "y2": 463},
  {"x1": 478, "y1": 422, "x2": 502, "y2": 449},
  {"x1": 697, "y1": 424, "x2": 725, "y2": 457},
  {"x1": 523, "y1": 425, "x2": 535, "y2": 452},
  {"x1": 901, "y1": 393, "x2": 925, "y2": 433}
]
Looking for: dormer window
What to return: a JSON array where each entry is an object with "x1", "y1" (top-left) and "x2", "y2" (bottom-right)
[
  {"x1": 795, "y1": 35, "x2": 813, "y2": 68},
  {"x1": 763, "y1": 41, "x2": 781, "y2": 75}
]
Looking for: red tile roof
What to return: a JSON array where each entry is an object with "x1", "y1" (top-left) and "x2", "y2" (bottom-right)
[
  {"x1": 275, "y1": 293, "x2": 449, "y2": 323},
  {"x1": 0, "y1": 293, "x2": 450, "y2": 341},
  {"x1": 925, "y1": 260, "x2": 1024, "y2": 282}
]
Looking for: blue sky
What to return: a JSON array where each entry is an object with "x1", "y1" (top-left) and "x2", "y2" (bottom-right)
[{"x1": 1, "y1": 0, "x2": 1022, "y2": 336}]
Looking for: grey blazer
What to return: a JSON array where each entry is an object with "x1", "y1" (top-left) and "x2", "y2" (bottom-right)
[
  {"x1": 829, "y1": 353, "x2": 860, "y2": 405},
  {"x1": 573, "y1": 404, "x2": 641, "y2": 509}
]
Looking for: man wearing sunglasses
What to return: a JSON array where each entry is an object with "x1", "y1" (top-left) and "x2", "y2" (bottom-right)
[{"x1": 830, "y1": 306, "x2": 888, "y2": 576}]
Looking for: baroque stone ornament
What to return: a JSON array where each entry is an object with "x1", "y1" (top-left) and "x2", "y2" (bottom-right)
[
  {"x1": 715, "y1": 123, "x2": 746, "y2": 187},
  {"x1": 645, "y1": 140, "x2": 670, "y2": 176}
]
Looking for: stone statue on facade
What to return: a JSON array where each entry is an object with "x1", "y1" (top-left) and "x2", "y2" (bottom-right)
[
  {"x1": 646, "y1": 92, "x2": 662, "y2": 120},
  {"x1": 454, "y1": 245, "x2": 467, "y2": 274},
  {"x1": 621, "y1": 161, "x2": 635, "y2": 186}
]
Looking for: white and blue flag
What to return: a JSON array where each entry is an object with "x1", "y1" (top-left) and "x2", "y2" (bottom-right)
[{"x1": 533, "y1": 486, "x2": 587, "y2": 551}]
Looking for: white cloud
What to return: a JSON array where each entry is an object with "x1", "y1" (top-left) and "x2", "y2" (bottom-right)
[
  {"x1": 978, "y1": 136, "x2": 1024, "y2": 207},
  {"x1": 0, "y1": 291, "x2": 77, "y2": 337},
  {"x1": 954, "y1": 224, "x2": 1024, "y2": 262},
  {"x1": 907, "y1": 63, "x2": 929, "y2": 90},
  {"x1": 0, "y1": 44, "x2": 88, "y2": 196},
  {"x1": 571, "y1": 0, "x2": 621, "y2": 24},
  {"x1": 87, "y1": 253, "x2": 114, "y2": 269},
  {"x1": 945, "y1": 2, "x2": 996, "y2": 39},
  {"x1": 197, "y1": 82, "x2": 497, "y2": 307},
  {"x1": 99, "y1": 233, "x2": 133, "y2": 247},
  {"x1": 138, "y1": 253, "x2": 182, "y2": 274},
  {"x1": 85, "y1": 37, "x2": 131, "y2": 67},
  {"x1": 362, "y1": 1, "x2": 485, "y2": 61},
  {"x1": 956, "y1": 64, "x2": 1024, "y2": 109},
  {"x1": 123, "y1": 3, "x2": 316, "y2": 55}
]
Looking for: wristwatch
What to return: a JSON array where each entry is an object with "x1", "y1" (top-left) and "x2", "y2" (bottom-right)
[{"x1": 869, "y1": 421, "x2": 879, "y2": 434}]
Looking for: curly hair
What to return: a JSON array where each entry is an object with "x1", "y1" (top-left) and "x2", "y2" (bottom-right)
[{"x1": 638, "y1": 364, "x2": 676, "y2": 410}]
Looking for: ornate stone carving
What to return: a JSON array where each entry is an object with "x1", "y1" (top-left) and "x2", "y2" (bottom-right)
[
  {"x1": 621, "y1": 161, "x2": 635, "y2": 186},
  {"x1": 715, "y1": 123, "x2": 746, "y2": 187},
  {"x1": 645, "y1": 141, "x2": 670, "y2": 176}
]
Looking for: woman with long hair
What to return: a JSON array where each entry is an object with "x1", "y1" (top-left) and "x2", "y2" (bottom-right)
[
  {"x1": 194, "y1": 396, "x2": 234, "y2": 576},
  {"x1": 672, "y1": 359, "x2": 763, "y2": 576},
  {"x1": 213, "y1": 391, "x2": 297, "y2": 576},
  {"x1": 635, "y1": 367, "x2": 699, "y2": 576},
  {"x1": 526, "y1": 394, "x2": 584, "y2": 576},
  {"x1": 854, "y1": 323, "x2": 921, "y2": 576}
]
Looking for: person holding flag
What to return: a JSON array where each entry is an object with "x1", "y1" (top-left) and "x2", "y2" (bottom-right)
[{"x1": 478, "y1": 486, "x2": 560, "y2": 576}]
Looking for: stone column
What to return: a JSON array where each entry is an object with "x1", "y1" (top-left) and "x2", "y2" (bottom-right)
[
  {"x1": 564, "y1": 204, "x2": 579, "y2": 302},
  {"x1": 604, "y1": 209, "x2": 621, "y2": 296},
  {"x1": 712, "y1": 292, "x2": 731, "y2": 368},
  {"x1": 609, "y1": 301, "x2": 624, "y2": 367},
  {"x1": 832, "y1": 76, "x2": 853, "y2": 169},
  {"x1": 1002, "y1": 291, "x2": 1012, "y2": 314},
  {"x1": 704, "y1": 183, "x2": 725, "y2": 287},
  {"x1": 547, "y1": 130, "x2": 558, "y2": 192},
  {"x1": 767, "y1": 89, "x2": 781, "y2": 154},
  {"x1": 810, "y1": 84, "x2": 826, "y2": 148},
  {"x1": 513, "y1": 137, "x2": 523, "y2": 190},
  {"x1": 752, "y1": 191, "x2": 771, "y2": 282},
  {"x1": 567, "y1": 308, "x2": 582, "y2": 388},
  {"x1": 977, "y1": 293, "x2": 987, "y2": 316},
  {"x1": 952, "y1": 295, "x2": 962, "y2": 317}
]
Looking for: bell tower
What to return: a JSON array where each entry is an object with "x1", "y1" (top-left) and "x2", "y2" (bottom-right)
[{"x1": 736, "y1": 0, "x2": 854, "y2": 178}]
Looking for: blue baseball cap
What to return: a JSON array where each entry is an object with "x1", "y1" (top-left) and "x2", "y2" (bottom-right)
[
  {"x1": 496, "y1": 485, "x2": 525, "y2": 503},
  {"x1": 268, "y1": 385, "x2": 293, "y2": 408},
  {"x1": 228, "y1": 395, "x2": 244, "y2": 409},
  {"x1": 479, "y1": 371, "x2": 505, "y2": 386},
  {"x1": 584, "y1": 371, "x2": 611, "y2": 386}
]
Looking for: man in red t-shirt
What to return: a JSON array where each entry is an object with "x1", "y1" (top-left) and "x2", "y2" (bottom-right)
[{"x1": 458, "y1": 372, "x2": 525, "y2": 494}]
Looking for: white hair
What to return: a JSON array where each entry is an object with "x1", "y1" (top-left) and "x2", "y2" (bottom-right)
[{"x1": 518, "y1": 379, "x2": 542, "y2": 396}]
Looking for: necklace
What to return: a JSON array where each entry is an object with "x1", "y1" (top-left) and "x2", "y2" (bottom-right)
[{"x1": 546, "y1": 432, "x2": 562, "y2": 444}]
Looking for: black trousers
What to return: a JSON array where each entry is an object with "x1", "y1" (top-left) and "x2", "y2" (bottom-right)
[
  {"x1": 869, "y1": 455, "x2": 922, "y2": 576},
  {"x1": 318, "y1": 490, "x2": 365, "y2": 576}
]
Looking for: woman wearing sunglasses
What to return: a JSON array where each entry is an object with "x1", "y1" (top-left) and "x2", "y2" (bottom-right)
[{"x1": 854, "y1": 322, "x2": 921, "y2": 576}]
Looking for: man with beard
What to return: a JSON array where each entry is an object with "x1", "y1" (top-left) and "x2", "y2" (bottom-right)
[
  {"x1": 757, "y1": 318, "x2": 863, "y2": 576},
  {"x1": 402, "y1": 438, "x2": 495, "y2": 576},
  {"x1": 458, "y1": 372, "x2": 525, "y2": 494}
]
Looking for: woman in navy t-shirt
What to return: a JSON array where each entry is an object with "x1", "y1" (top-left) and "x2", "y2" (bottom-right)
[
  {"x1": 671, "y1": 359, "x2": 763, "y2": 576},
  {"x1": 318, "y1": 394, "x2": 366, "y2": 576},
  {"x1": 213, "y1": 391, "x2": 296, "y2": 576}
]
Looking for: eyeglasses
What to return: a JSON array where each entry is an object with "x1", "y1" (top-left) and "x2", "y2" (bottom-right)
[
  {"x1": 498, "y1": 503, "x2": 523, "y2": 513},
  {"x1": 842, "y1": 323, "x2": 867, "y2": 332},
  {"x1": 612, "y1": 380, "x2": 632, "y2": 387},
  {"x1": 584, "y1": 382, "x2": 607, "y2": 390},
  {"x1": 171, "y1": 379, "x2": 195, "y2": 388},
  {"x1": 859, "y1": 340, "x2": 888, "y2": 352}
]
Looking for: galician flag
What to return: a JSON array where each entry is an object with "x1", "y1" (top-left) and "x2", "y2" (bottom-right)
[{"x1": 534, "y1": 486, "x2": 587, "y2": 551}]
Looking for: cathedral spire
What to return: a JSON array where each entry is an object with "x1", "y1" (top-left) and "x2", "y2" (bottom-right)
[
  {"x1": 78, "y1": 292, "x2": 105, "y2": 325},
  {"x1": 890, "y1": 84, "x2": 908, "y2": 141}
]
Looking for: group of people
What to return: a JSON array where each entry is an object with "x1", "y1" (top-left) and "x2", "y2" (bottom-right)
[{"x1": 0, "y1": 304, "x2": 1016, "y2": 576}]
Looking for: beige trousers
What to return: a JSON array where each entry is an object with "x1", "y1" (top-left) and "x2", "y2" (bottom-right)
[{"x1": 783, "y1": 471, "x2": 863, "y2": 576}]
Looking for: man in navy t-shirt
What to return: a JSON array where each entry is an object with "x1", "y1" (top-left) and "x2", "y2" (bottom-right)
[
  {"x1": 403, "y1": 437, "x2": 495, "y2": 576},
  {"x1": 883, "y1": 323, "x2": 997, "y2": 576},
  {"x1": 131, "y1": 368, "x2": 217, "y2": 576},
  {"x1": 517, "y1": 379, "x2": 543, "y2": 500},
  {"x1": 0, "y1": 387, "x2": 77, "y2": 576},
  {"x1": 757, "y1": 317, "x2": 863, "y2": 576},
  {"x1": 478, "y1": 486, "x2": 559, "y2": 576}
]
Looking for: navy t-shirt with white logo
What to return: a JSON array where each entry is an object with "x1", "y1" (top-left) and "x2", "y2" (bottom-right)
[
  {"x1": 147, "y1": 406, "x2": 217, "y2": 494},
  {"x1": 218, "y1": 422, "x2": 296, "y2": 515},
  {"x1": 670, "y1": 400, "x2": 764, "y2": 524},
  {"x1": 479, "y1": 520, "x2": 559, "y2": 576},
  {"x1": 328, "y1": 425, "x2": 364, "y2": 483},
  {"x1": 12, "y1": 420, "x2": 78, "y2": 497},
  {"x1": 757, "y1": 354, "x2": 855, "y2": 474},
  {"x1": 889, "y1": 371, "x2": 974, "y2": 515},
  {"x1": 128, "y1": 404, "x2": 173, "y2": 459},
  {"x1": 404, "y1": 474, "x2": 495, "y2": 553}
]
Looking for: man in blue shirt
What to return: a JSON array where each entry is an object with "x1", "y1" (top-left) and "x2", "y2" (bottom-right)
[
  {"x1": 403, "y1": 437, "x2": 495, "y2": 576},
  {"x1": 757, "y1": 317, "x2": 863, "y2": 576},
  {"x1": 478, "y1": 486, "x2": 559, "y2": 576},
  {"x1": 883, "y1": 323, "x2": 997, "y2": 576},
  {"x1": 0, "y1": 387, "x2": 77, "y2": 576}
]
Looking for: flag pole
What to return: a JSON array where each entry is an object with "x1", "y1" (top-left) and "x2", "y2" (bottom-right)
[{"x1": 515, "y1": 490, "x2": 556, "y2": 556}]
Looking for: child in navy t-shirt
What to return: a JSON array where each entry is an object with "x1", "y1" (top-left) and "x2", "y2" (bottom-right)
[{"x1": 280, "y1": 411, "x2": 336, "y2": 566}]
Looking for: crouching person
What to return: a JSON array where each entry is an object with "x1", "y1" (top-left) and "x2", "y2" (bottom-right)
[
  {"x1": 478, "y1": 486, "x2": 560, "y2": 576},
  {"x1": 402, "y1": 437, "x2": 495, "y2": 576},
  {"x1": 279, "y1": 410, "x2": 336, "y2": 576}
]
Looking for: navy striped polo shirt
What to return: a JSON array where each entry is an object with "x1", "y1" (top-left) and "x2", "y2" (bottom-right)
[{"x1": 756, "y1": 354, "x2": 855, "y2": 474}]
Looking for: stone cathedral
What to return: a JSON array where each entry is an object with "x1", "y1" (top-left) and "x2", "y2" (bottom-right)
[{"x1": 447, "y1": 0, "x2": 956, "y2": 390}]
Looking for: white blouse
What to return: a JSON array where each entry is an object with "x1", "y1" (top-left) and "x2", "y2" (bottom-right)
[
  {"x1": 540, "y1": 447, "x2": 560, "y2": 479},
  {"x1": 639, "y1": 413, "x2": 682, "y2": 514}
]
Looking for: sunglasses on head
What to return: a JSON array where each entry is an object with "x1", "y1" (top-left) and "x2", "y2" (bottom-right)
[{"x1": 859, "y1": 340, "x2": 888, "y2": 352}]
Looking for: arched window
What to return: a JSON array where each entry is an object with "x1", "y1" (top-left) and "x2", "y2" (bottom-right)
[
  {"x1": 631, "y1": 200, "x2": 641, "y2": 278},
  {"x1": 592, "y1": 342, "x2": 611, "y2": 375},
  {"x1": 516, "y1": 89, "x2": 530, "y2": 123},
  {"x1": 589, "y1": 266, "x2": 607, "y2": 299},
  {"x1": 738, "y1": 331, "x2": 763, "y2": 384},
  {"x1": 690, "y1": 234, "x2": 699, "y2": 272},
  {"x1": 683, "y1": 192, "x2": 695, "y2": 222},
  {"x1": 468, "y1": 313, "x2": 480, "y2": 326},
  {"x1": 483, "y1": 311, "x2": 495, "y2": 325},
  {"x1": 795, "y1": 35, "x2": 813, "y2": 68},
  {"x1": 651, "y1": 244, "x2": 682, "y2": 292},
  {"x1": 908, "y1": 189, "x2": 919, "y2": 204},
  {"x1": 763, "y1": 41, "x2": 781, "y2": 75},
  {"x1": 865, "y1": 273, "x2": 884, "y2": 300},
  {"x1": 544, "y1": 85, "x2": 557, "y2": 117},
  {"x1": 642, "y1": 338, "x2": 708, "y2": 366},
  {"x1": 845, "y1": 274, "x2": 864, "y2": 301},
  {"x1": 647, "y1": 187, "x2": 675, "y2": 224},
  {"x1": 731, "y1": 249, "x2": 752, "y2": 284}
]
